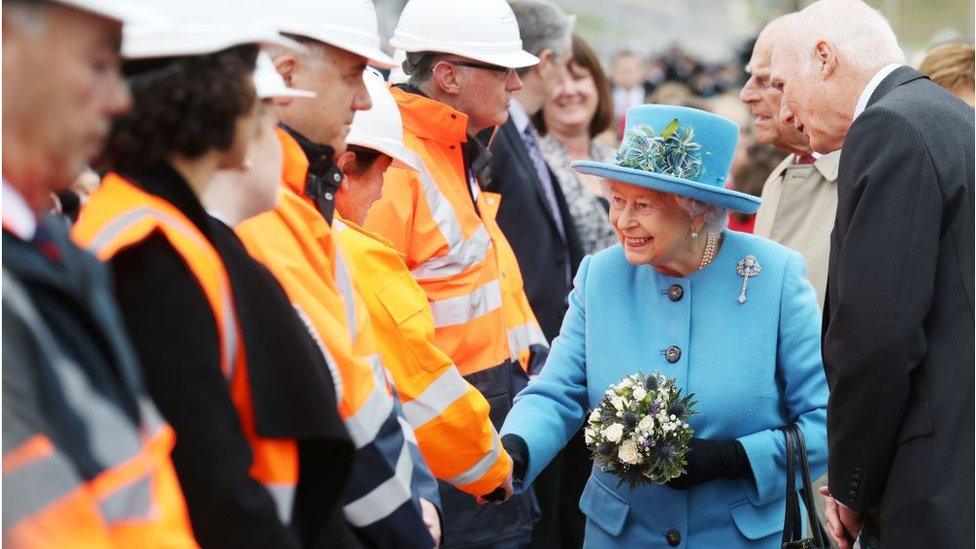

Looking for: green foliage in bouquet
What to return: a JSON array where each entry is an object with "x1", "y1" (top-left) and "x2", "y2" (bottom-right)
[
  {"x1": 584, "y1": 372, "x2": 696, "y2": 490},
  {"x1": 614, "y1": 119, "x2": 706, "y2": 181}
]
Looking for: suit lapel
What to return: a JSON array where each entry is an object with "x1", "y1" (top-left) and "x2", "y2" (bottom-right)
[{"x1": 498, "y1": 119, "x2": 562, "y2": 237}]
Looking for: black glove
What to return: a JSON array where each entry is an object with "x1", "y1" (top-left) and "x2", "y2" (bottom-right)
[
  {"x1": 482, "y1": 435, "x2": 529, "y2": 503},
  {"x1": 665, "y1": 438, "x2": 752, "y2": 490}
]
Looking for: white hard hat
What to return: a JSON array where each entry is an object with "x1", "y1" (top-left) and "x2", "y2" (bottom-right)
[
  {"x1": 388, "y1": 49, "x2": 409, "y2": 85},
  {"x1": 253, "y1": 52, "x2": 315, "y2": 99},
  {"x1": 271, "y1": 0, "x2": 394, "y2": 69},
  {"x1": 390, "y1": 0, "x2": 539, "y2": 69},
  {"x1": 123, "y1": 1, "x2": 303, "y2": 59},
  {"x1": 53, "y1": 0, "x2": 158, "y2": 25},
  {"x1": 346, "y1": 68, "x2": 419, "y2": 172}
]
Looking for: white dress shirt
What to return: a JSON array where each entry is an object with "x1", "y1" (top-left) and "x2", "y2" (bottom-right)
[
  {"x1": 2, "y1": 179, "x2": 38, "y2": 240},
  {"x1": 853, "y1": 63, "x2": 903, "y2": 121}
]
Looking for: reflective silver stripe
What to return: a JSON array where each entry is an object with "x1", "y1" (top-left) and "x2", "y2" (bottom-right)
[
  {"x1": 445, "y1": 431, "x2": 502, "y2": 488},
  {"x1": 507, "y1": 322, "x2": 549, "y2": 359},
  {"x1": 292, "y1": 305, "x2": 343, "y2": 403},
  {"x1": 264, "y1": 483, "x2": 296, "y2": 524},
  {"x1": 409, "y1": 159, "x2": 492, "y2": 281},
  {"x1": 2, "y1": 272, "x2": 143, "y2": 469},
  {"x1": 344, "y1": 385, "x2": 395, "y2": 450},
  {"x1": 429, "y1": 279, "x2": 502, "y2": 328},
  {"x1": 2, "y1": 444, "x2": 82, "y2": 530},
  {"x1": 334, "y1": 246, "x2": 359, "y2": 340},
  {"x1": 400, "y1": 367, "x2": 470, "y2": 428},
  {"x1": 86, "y1": 207, "x2": 239, "y2": 381},
  {"x1": 343, "y1": 440, "x2": 413, "y2": 527},
  {"x1": 396, "y1": 415, "x2": 418, "y2": 444},
  {"x1": 98, "y1": 474, "x2": 153, "y2": 525}
]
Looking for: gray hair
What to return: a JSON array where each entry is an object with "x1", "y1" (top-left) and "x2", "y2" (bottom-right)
[
  {"x1": 674, "y1": 196, "x2": 728, "y2": 234},
  {"x1": 402, "y1": 51, "x2": 442, "y2": 88},
  {"x1": 264, "y1": 34, "x2": 331, "y2": 73},
  {"x1": 791, "y1": 0, "x2": 904, "y2": 73},
  {"x1": 509, "y1": 0, "x2": 574, "y2": 58}
]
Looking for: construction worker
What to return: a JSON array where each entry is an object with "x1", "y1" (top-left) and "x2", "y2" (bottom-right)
[
  {"x1": 334, "y1": 68, "x2": 515, "y2": 507},
  {"x1": 2, "y1": 0, "x2": 196, "y2": 546},
  {"x1": 72, "y1": 5, "x2": 350, "y2": 546},
  {"x1": 364, "y1": 0, "x2": 550, "y2": 545},
  {"x1": 234, "y1": 1, "x2": 441, "y2": 546}
]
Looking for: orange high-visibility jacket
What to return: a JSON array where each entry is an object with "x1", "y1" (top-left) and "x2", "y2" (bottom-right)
[
  {"x1": 73, "y1": 173, "x2": 300, "y2": 523},
  {"x1": 364, "y1": 88, "x2": 548, "y2": 378},
  {"x1": 234, "y1": 129, "x2": 436, "y2": 544},
  {"x1": 333, "y1": 215, "x2": 511, "y2": 496},
  {"x1": 2, "y1": 273, "x2": 195, "y2": 548}
]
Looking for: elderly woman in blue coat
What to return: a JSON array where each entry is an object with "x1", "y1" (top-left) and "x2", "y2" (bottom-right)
[{"x1": 498, "y1": 105, "x2": 827, "y2": 548}]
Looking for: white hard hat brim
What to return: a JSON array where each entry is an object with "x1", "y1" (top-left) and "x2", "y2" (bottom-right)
[
  {"x1": 347, "y1": 137, "x2": 421, "y2": 172},
  {"x1": 124, "y1": 24, "x2": 305, "y2": 60},
  {"x1": 388, "y1": 40, "x2": 539, "y2": 69},
  {"x1": 55, "y1": 0, "x2": 158, "y2": 25},
  {"x1": 262, "y1": 87, "x2": 316, "y2": 100},
  {"x1": 275, "y1": 24, "x2": 395, "y2": 69}
]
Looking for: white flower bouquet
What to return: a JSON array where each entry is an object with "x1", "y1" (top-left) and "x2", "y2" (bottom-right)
[{"x1": 584, "y1": 372, "x2": 696, "y2": 489}]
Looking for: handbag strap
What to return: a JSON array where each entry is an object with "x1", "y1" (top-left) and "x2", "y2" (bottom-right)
[
  {"x1": 781, "y1": 427, "x2": 801, "y2": 544},
  {"x1": 794, "y1": 426, "x2": 828, "y2": 548}
]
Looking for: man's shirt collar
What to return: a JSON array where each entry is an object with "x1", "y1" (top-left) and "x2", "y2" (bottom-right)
[
  {"x1": 509, "y1": 99, "x2": 531, "y2": 135},
  {"x1": 853, "y1": 63, "x2": 902, "y2": 121},
  {"x1": 2, "y1": 178, "x2": 38, "y2": 240}
]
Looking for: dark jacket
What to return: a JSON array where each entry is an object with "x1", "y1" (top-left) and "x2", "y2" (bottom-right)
[
  {"x1": 823, "y1": 66, "x2": 975, "y2": 547},
  {"x1": 485, "y1": 118, "x2": 584, "y2": 343},
  {"x1": 109, "y1": 164, "x2": 355, "y2": 548}
]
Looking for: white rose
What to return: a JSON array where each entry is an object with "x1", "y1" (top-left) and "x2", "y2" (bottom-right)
[
  {"x1": 637, "y1": 414, "x2": 655, "y2": 432},
  {"x1": 611, "y1": 396, "x2": 626, "y2": 411},
  {"x1": 618, "y1": 439, "x2": 642, "y2": 465},
  {"x1": 584, "y1": 428, "x2": 596, "y2": 444},
  {"x1": 632, "y1": 386, "x2": 647, "y2": 401},
  {"x1": 589, "y1": 409, "x2": 601, "y2": 423},
  {"x1": 619, "y1": 378, "x2": 633, "y2": 389},
  {"x1": 603, "y1": 423, "x2": 624, "y2": 443}
]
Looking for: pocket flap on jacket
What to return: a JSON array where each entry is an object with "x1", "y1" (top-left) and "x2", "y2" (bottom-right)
[
  {"x1": 578, "y1": 474, "x2": 629, "y2": 537},
  {"x1": 729, "y1": 498, "x2": 784, "y2": 541},
  {"x1": 898, "y1": 399, "x2": 934, "y2": 443},
  {"x1": 376, "y1": 275, "x2": 428, "y2": 325}
]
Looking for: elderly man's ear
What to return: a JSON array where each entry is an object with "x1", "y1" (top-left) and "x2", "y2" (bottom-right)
[{"x1": 814, "y1": 40, "x2": 839, "y2": 79}]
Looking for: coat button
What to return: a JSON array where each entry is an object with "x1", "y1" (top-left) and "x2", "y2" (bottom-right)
[
  {"x1": 666, "y1": 529, "x2": 681, "y2": 546},
  {"x1": 668, "y1": 284, "x2": 684, "y2": 302},
  {"x1": 665, "y1": 346, "x2": 681, "y2": 363}
]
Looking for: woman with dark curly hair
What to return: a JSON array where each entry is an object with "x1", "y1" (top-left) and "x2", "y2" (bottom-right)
[{"x1": 72, "y1": 27, "x2": 354, "y2": 548}]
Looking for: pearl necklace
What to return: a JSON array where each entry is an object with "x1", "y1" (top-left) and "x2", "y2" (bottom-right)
[{"x1": 699, "y1": 232, "x2": 718, "y2": 270}]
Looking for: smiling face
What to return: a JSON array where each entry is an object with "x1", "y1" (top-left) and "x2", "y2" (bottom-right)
[
  {"x1": 544, "y1": 60, "x2": 599, "y2": 132},
  {"x1": 608, "y1": 181, "x2": 698, "y2": 270},
  {"x1": 740, "y1": 30, "x2": 810, "y2": 154}
]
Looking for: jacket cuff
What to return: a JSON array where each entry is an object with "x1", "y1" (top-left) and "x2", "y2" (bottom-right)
[{"x1": 737, "y1": 429, "x2": 781, "y2": 506}]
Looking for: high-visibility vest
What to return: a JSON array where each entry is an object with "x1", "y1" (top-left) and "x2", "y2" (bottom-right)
[
  {"x1": 364, "y1": 87, "x2": 548, "y2": 377},
  {"x1": 333, "y1": 215, "x2": 512, "y2": 496},
  {"x1": 235, "y1": 129, "x2": 433, "y2": 544},
  {"x1": 73, "y1": 173, "x2": 299, "y2": 523},
  {"x1": 2, "y1": 272, "x2": 196, "y2": 549}
]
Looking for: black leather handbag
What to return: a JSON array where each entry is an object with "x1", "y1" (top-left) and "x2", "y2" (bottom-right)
[{"x1": 782, "y1": 425, "x2": 829, "y2": 549}]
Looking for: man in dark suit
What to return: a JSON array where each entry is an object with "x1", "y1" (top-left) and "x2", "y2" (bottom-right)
[
  {"x1": 771, "y1": 2, "x2": 975, "y2": 548},
  {"x1": 484, "y1": 2, "x2": 585, "y2": 547}
]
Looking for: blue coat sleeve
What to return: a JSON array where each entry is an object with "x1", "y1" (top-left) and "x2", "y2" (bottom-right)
[
  {"x1": 736, "y1": 251, "x2": 829, "y2": 506},
  {"x1": 500, "y1": 256, "x2": 592, "y2": 488}
]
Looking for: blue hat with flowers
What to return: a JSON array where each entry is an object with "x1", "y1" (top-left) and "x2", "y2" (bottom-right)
[{"x1": 572, "y1": 105, "x2": 760, "y2": 214}]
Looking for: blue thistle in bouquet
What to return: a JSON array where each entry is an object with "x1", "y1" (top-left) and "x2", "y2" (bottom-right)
[{"x1": 583, "y1": 372, "x2": 696, "y2": 490}]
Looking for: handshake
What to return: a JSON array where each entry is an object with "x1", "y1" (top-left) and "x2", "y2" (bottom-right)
[{"x1": 476, "y1": 434, "x2": 527, "y2": 505}]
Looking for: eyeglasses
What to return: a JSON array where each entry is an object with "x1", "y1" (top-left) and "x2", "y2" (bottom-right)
[{"x1": 446, "y1": 59, "x2": 517, "y2": 78}]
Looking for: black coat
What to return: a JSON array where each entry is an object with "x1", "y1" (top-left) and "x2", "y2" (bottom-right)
[
  {"x1": 485, "y1": 118, "x2": 584, "y2": 343},
  {"x1": 823, "y1": 66, "x2": 975, "y2": 547}
]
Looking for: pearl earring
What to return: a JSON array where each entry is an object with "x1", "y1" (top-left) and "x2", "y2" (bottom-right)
[{"x1": 691, "y1": 230, "x2": 699, "y2": 239}]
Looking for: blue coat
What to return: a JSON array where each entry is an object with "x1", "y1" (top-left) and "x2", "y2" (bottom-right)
[{"x1": 500, "y1": 230, "x2": 828, "y2": 548}]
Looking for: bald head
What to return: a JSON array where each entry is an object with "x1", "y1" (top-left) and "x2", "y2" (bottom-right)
[
  {"x1": 769, "y1": 0, "x2": 904, "y2": 153},
  {"x1": 739, "y1": 15, "x2": 810, "y2": 155}
]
